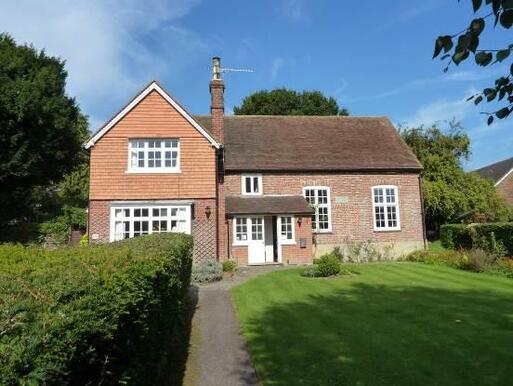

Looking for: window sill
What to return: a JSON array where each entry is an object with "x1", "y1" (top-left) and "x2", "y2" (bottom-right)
[
  {"x1": 373, "y1": 228, "x2": 402, "y2": 232},
  {"x1": 126, "y1": 169, "x2": 181, "y2": 174},
  {"x1": 241, "y1": 193, "x2": 263, "y2": 196},
  {"x1": 280, "y1": 241, "x2": 296, "y2": 245},
  {"x1": 312, "y1": 230, "x2": 333, "y2": 234}
]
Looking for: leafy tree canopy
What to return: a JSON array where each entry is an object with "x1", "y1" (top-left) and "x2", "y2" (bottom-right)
[
  {"x1": 401, "y1": 122, "x2": 510, "y2": 232},
  {"x1": 233, "y1": 88, "x2": 349, "y2": 116},
  {"x1": 433, "y1": 0, "x2": 513, "y2": 124},
  {"x1": 0, "y1": 34, "x2": 88, "y2": 232}
]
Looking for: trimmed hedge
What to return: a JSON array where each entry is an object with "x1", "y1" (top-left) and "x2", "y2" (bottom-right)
[
  {"x1": 0, "y1": 233, "x2": 192, "y2": 385},
  {"x1": 441, "y1": 222, "x2": 513, "y2": 255}
]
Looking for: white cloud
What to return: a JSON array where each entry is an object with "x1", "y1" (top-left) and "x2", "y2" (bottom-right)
[
  {"x1": 399, "y1": 96, "x2": 473, "y2": 128},
  {"x1": 374, "y1": 1, "x2": 443, "y2": 32},
  {"x1": 270, "y1": 57, "x2": 285, "y2": 81},
  {"x1": 0, "y1": 0, "x2": 204, "y2": 129},
  {"x1": 281, "y1": 0, "x2": 306, "y2": 21}
]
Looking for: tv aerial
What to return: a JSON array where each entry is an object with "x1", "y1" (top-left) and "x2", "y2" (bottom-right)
[{"x1": 212, "y1": 57, "x2": 254, "y2": 80}]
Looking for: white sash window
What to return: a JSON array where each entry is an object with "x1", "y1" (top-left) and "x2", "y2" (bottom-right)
[{"x1": 372, "y1": 186, "x2": 400, "y2": 231}]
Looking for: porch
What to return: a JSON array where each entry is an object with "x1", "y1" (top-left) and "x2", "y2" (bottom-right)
[{"x1": 225, "y1": 195, "x2": 313, "y2": 266}]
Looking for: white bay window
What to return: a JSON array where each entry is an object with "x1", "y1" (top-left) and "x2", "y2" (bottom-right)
[
  {"x1": 110, "y1": 203, "x2": 191, "y2": 241},
  {"x1": 129, "y1": 139, "x2": 180, "y2": 173},
  {"x1": 372, "y1": 186, "x2": 400, "y2": 231}
]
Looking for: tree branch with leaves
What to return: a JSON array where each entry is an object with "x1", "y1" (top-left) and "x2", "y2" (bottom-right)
[{"x1": 433, "y1": 0, "x2": 513, "y2": 124}]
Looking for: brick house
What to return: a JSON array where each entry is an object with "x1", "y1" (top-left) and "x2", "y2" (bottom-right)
[
  {"x1": 86, "y1": 57, "x2": 426, "y2": 265},
  {"x1": 475, "y1": 157, "x2": 513, "y2": 207}
]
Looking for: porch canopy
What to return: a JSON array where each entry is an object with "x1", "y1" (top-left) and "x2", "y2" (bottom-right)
[{"x1": 226, "y1": 195, "x2": 313, "y2": 216}]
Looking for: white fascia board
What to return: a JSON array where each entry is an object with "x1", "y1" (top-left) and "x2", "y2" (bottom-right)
[{"x1": 84, "y1": 81, "x2": 220, "y2": 149}]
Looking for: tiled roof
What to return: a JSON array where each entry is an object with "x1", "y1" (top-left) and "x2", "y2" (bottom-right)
[
  {"x1": 225, "y1": 195, "x2": 313, "y2": 216},
  {"x1": 474, "y1": 157, "x2": 513, "y2": 184},
  {"x1": 195, "y1": 115, "x2": 422, "y2": 171}
]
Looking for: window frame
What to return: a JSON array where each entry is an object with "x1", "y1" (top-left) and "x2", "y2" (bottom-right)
[
  {"x1": 241, "y1": 174, "x2": 263, "y2": 196},
  {"x1": 278, "y1": 216, "x2": 295, "y2": 245},
  {"x1": 302, "y1": 186, "x2": 332, "y2": 233},
  {"x1": 127, "y1": 138, "x2": 181, "y2": 173},
  {"x1": 371, "y1": 185, "x2": 401, "y2": 231},
  {"x1": 109, "y1": 202, "x2": 191, "y2": 241},
  {"x1": 232, "y1": 216, "x2": 265, "y2": 245}
]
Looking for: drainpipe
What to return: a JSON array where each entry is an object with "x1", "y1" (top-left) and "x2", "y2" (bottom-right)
[{"x1": 418, "y1": 175, "x2": 428, "y2": 250}]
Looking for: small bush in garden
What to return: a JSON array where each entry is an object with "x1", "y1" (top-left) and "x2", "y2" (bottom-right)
[
  {"x1": 316, "y1": 254, "x2": 341, "y2": 277},
  {"x1": 79, "y1": 233, "x2": 88, "y2": 246},
  {"x1": 491, "y1": 259, "x2": 513, "y2": 278},
  {"x1": 222, "y1": 260, "x2": 237, "y2": 272},
  {"x1": 192, "y1": 258, "x2": 223, "y2": 283},
  {"x1": 460, "y1": 248, "x2": 497, "y2": 272}
]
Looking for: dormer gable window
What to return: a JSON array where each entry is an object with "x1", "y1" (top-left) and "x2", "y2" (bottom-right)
[
  {"x1": 241, "y1": 174, "x2": 262, "y2": 195},
  {"x1": 128, "y1": 139, "x2": 180, "y2": 173}
]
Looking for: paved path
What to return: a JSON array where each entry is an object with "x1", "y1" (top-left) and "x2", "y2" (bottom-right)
[{"x1": 183, "y1": 265, "x2": 286, "y2": 386}]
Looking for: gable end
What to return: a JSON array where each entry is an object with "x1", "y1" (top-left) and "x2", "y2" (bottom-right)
[{"x1": 84, "y1": 81, "x2": 220, "y2": 149}]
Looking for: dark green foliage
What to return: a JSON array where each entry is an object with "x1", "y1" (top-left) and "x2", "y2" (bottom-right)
[
  {"x1": 222, "y1": 260, "x2": 237, "y2": 272},
  {"x1": 441, "y1": 222, "x2": 513, "y2": 255},
  {"x1": 433, "y1": 1, "x2": 513, "y2": 123},
  {"x1": 233, "y1": 88, "x2": 349, "y2": 116},
  {"x1": 401, "y1": 123, "x2": 511, "y2": 232},
  {"x1": 0, "y1": 233, "x2": 193, "y2": 385},
  {"x1": 301, "y1": 253, "x2": 341, "y2": 277},
  {"x1": 0, "y1": 34, "x2": 88, "y2": 235},
  {"x1": 191, "y1": 258, "x2": 223, "y2": 283}
]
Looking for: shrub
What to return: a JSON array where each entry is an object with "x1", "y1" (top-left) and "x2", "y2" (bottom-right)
[
  {"x1": 441, "y1": 223, "x2": 513, "y2": 255},
  {"x1": 38, "y1": 216, "x2": 69, "y2": 246},
  {"x1": 192, "y1": 258, "x2": 223, "y2": 283},
  {"x1": 491, "y1": 258, "x2": 513, "y2": 278},
  {"x1": 0, "y1": 233, "x2": 193, "y2": 385},
  {"x1": 460, "y1": 248, "x2": 498, "y2": 272},
  {"x1": 316, "y1": 254, "x2": 341, "y2": 277},
  {"x1": 222, "y1": 260, "x2": 237, "y2": 272}
]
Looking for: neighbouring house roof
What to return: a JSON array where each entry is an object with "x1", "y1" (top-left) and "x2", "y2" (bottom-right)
[
  {"x1": 195, "y1": 115, "x2": 422, "y2": 172},
  {"x1": 225, "y1": 195, "x2": 313, "y2": 216},
  {"x1": 84, "y1": 81, "x2": 220, "y2": 150},
  {"x1": 474, "y1": 156, "x2": 513, "y2": 185}
]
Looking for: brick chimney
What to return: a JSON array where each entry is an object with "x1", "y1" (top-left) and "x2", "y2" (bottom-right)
[{"x1": 210, "y1": 56, "x2": 224, "y2": 144}]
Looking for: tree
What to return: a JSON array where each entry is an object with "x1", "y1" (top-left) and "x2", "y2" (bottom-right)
[
  {"x1": 0, "y1": 34, "x2": 88, "y2": 233},
  {"x1": 233, "y1": 88, "x2": 349, "y2": 115},
  {"x1": 433, "y1": 0, "x2": 513, "y2": 124},
  {"x1": 401, "y1": 122, "x2": 510, "y2": 232}
]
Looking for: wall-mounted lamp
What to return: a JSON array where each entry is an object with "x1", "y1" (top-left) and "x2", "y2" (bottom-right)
[
  {"x1": 297, "y1": 217, "x2": 302, "y2": 227},
  {"x1": 205, "y1": 206, "x2": 212, "y2": 219}
]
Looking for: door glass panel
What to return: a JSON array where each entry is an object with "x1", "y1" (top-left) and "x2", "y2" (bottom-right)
[{"x1": 251, "y1": 218, "x2": 263, "y2": 241}]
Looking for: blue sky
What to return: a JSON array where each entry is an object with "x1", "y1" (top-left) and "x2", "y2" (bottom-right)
[{"x1": 2, "y1": 0, "x2": 512, "y2": 169}]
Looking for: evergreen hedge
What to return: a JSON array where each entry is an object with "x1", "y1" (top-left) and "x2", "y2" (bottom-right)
[
  {"x1": 0, "y1": 233, "x2": 192, "y2": 385},
  {"x1": 440, "y1": 222, "x2": 513, "y2": 255}
]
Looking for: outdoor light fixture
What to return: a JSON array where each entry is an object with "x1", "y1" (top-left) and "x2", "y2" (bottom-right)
[
  {"x1": 205, "y1": 206, "x2": 211, "y2": 219},
  {"x1": 297, "y1": 217, "x2": 302, "y2": 226}
]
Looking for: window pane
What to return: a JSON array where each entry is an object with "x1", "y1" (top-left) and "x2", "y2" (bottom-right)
[
  {"x1": 387, "y1": 206, "x2": 397, "y2": 227},
  {"x1": 153, "y1": 208, "x2": 159, "y2": 217},
  {"x1": 253, "y1": 177, "x2": 259, "y2": 193},
  {"x1": 141, "y1": 209, "x2": 149, "y2": 217},
  {"x1": 245, "y1": 177, "x2": 251, "y2": 193}
]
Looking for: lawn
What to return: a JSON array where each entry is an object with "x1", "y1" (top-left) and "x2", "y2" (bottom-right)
[{"x1": 231, "y1": 263, "x2": 513, "y2": 386}]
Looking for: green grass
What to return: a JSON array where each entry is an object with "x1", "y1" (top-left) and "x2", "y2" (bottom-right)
[
  {"x1": 231, "y1": 263, "x2": 513, "y2": 386},
  {"x1": 428, "y1": 239, "x2": 446, "y2": 253}
]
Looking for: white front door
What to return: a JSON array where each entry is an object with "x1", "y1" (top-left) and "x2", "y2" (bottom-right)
[{"x1": 248, "y1": 217, "x2": 266, "y2": 264}]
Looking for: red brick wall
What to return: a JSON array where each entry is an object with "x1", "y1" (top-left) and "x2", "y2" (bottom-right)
[
  {"x1": 497, "y1": 171, "x2": 513, "y2": 207},
  {"x1": 88, "y1": 200, "x2": 110, "y2": 242},
  {"x1": 225, "y1": 172, "x2": 425, "y2": 255},
  {"x1": 88, "y1": 198, "x2": 216, "y2": 263}
]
